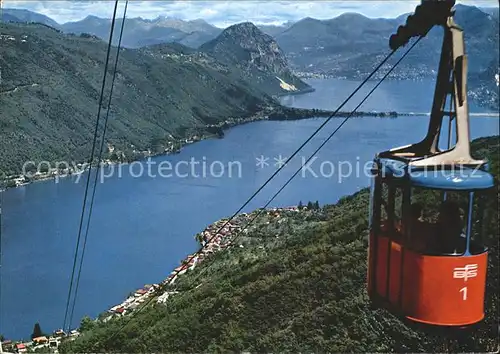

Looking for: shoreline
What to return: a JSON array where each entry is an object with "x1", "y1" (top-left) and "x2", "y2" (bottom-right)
[
  {"x1": 274, "y1": 86, "x2": 316, "y2": 97},
  {"x1": 1, "y1": 205, "x2": 308, "y2": 345},
  {"x1": 85, "y1": 206, "x2": 307, "y2": 335},
  {"x1": 1, "y1": 106, "x2": 498, "y2": 192},
  {"x1": 0, "y1": 105, "x2": 379, "y2": 191}
]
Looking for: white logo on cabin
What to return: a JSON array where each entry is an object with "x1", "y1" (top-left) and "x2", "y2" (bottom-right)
[{"x1": 453, "y1": 264, "x2": 478, "y2": 282}]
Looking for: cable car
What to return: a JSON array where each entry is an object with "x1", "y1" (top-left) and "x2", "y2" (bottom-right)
[{"x1": 367, "y1": 1, "x2": 495, "y2": 327}]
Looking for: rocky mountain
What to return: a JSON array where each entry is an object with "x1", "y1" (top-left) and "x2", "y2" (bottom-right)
[
  {"x1": 200, "y1": 22, "x2": 313, "y2": 97},
  {"x1": 0, "y1": 22, "x2": 278, "y2": 175}
]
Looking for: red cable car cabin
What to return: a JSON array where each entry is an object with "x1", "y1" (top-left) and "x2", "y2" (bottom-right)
[
  {"x1": 367, "y1": 1, "x2": 495, "y2": 327},
  {"x1": 367, "y1": 160, "x2": 494, "y2": 327}
]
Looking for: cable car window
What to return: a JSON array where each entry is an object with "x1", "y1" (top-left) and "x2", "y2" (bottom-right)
[
  {"x1": 393, "y1": 187, "x2": 403, "y2": 221},
  {"x1": 393, "y1": 187, "x2": 404, "y2": 242},
  {"x1": 380, "y1": 182, "x2": 389, "y2": 224},
  {"x1": 378, "y1": 181, "x2": 405, "y2": 243},
  {"x1": 380, "y1": 182, "x2": 396, "y2": 235},
  {"x1": 405, "y1": 187, "x2": 439, "y2": 252},
  {"x1": 369, "y1": 174, "x2": 383, "y2": 236},
  {"x1": 368, "y1": 169, "x2": 376, "y2": 230},
  {"x1": 433, "y1": 195, "x2": 467, "y2": 255},
  {"x1": 469, "y1": 191, "x2": 489, "y2": 255},
  {"x1": 411, "y1": 187, "x2": 441, "y2": 221},
  {"x1": 407, "y1": 188, "x2": 480, "y2": 255}
]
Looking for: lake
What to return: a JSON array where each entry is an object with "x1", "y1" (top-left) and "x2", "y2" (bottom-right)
[{"x1": 1, "y1": 78, "x2": 498, "y2": 339}]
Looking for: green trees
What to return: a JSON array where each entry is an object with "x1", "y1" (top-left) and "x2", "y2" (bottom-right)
[
  {"x1": 0, "y1": 22, "x2": 278, "y2": 175},
  {"x1": 195, "y1": 233, "x2": 204, "y2": 246},
  {"x1": 79, "y1": 316, "x2": 96, "y2": 333}
]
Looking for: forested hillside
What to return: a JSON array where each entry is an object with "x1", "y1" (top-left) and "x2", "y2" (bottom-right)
[
  {"x1": 0, "y1": 22, "x2": 279, "y2": 176},
  {"x1": 60, "y1": 136, "x2": 499, "y2": 353}
]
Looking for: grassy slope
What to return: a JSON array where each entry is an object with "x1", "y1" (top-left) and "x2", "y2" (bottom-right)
[
  {"x1": 0, "y1": 23, "x2": 276, "y2": 175},
  {"x1": 60, "y1": 136, "x2": 499, "y2": 353}
]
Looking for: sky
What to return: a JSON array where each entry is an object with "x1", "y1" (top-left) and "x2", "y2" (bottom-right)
[{"x1": 3, "y1": 0, "x2": 499, "y2": 27}]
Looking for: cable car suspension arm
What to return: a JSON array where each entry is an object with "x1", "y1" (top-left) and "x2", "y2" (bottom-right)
[{"x1": 382, "y1": 0, "x2": 486, "y2": 168}]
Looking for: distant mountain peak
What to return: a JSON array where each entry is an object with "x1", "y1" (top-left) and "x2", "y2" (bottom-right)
[
  {"x1": 334, "y1": 12, "x2": 370, "y2": 20},
  {"x1": 200, "y1": 21, "x2": 311, "y2": 96},
  {"x1": 297, "y1": 17, "x2": 320, "y2": 24},
  {"x1": 454, "y1": 3, "x2": 478, "y2": 10},
  {"x1": 219, "y1": 22, "x2": 273, "y2": 42},
  {"x1": 453, "y1": 3, "x2": 487, "y2": 15},
  {"x1": 225, "y1": 21, "x2": 261, "y2": 32},
  {"x1": 83, "y1": 15, "x2": 103, "y2": 21},
  {"x1": 190, "y1": 18, "x2": 210, "y2": 25},
  {"x1": 207, "y1": 22, "x2": 277, "y2": 50}
]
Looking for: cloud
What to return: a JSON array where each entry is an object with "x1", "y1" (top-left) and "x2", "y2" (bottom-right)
[{"x1": 4, "y1": 0, "x2": 499, "y2": 26}]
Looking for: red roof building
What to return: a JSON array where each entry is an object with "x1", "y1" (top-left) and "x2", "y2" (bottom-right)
[{"x1": 16, "y1": 343, "x2": 27, "y2": 351}]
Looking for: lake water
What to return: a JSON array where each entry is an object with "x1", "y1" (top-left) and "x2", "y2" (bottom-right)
[{"x1": 1, "y1": 78, "x2": 498, "y2": 339}]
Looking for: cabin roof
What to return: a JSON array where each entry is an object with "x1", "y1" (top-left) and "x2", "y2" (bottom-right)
[{"x1": 376, "y1": 158, "x2": 494, "y2": 190}]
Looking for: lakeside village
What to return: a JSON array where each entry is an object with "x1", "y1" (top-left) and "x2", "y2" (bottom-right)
[
  {"x1": 0, "y1": 106, "x2": 402, "y2": 191},
  {"x1": 0, "y1": 204, "x2": 317, "y2": 353},
  {"x1": 0, "y1": 110, "x2": 274, "y2": 190}
]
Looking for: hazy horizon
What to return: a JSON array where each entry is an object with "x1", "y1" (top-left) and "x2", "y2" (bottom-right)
[{"x1": 3, "y1": 0, "x2": 498, "y2": 28}]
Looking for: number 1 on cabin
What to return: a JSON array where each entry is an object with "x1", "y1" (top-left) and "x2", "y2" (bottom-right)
[
  {"x1": 454, "y1": 264, "x2": 478, "y2": 301},
  {"x1": 460, "y1": 286, "x2": 467, "y2": 301}
]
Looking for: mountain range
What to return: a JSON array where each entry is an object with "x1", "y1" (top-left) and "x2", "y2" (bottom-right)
[
  {"x1": 2, "y1": 5, "x2": 498, "y2": 89},
  {"x1": 273, "y1": 4, "x2": 498, "y2": 79},
  {"x1": 0, "y1": 21, "x2": 309, "y2": 175},
  {"x1": 2, "y1": 5, "x2": 497, "y2": 104},
  {"x1": 61, "y1": 15, "x2": 223, "y2": 48},
  {"x1": 1, "y1": 9, "x2": 223, "y2": 48},
  {"x1": 2, "y1": 5, "x2": 498, "y2": 76}
]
